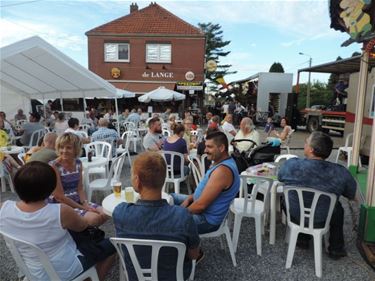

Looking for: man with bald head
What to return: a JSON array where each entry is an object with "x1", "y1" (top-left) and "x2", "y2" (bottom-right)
[
  {"x1": 28, "y1": 132, "x2": 58, "y2": 163},
  {"x1": 91, "y1": 118, "x2": 121, "y2": 156}
]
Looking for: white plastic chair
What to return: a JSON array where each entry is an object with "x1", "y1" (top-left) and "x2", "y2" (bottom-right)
[
  {"x1": 116, "y1": 131, "x2": 133, "y2": 168},
  {"x1": 230, "y1": 175, "x2": 273, "y2": 256},
  {"x1": 162, "y1": 129, "x2": 171, "y2": 137},
  {"x1": 17, "y1": 152, "x2": 26, "y2": 165},
  {"x1": 123, "y1": 122, "x2": 142, "y2": 152},
  {"x1": 110, "y1": 237, "x2": 195, "y2": 281},
  {"x1": 0, "y1": 162, "x2": 15, "y2": 193},
  {"x1": 200, "y1": 211, "x2": 237, "y2": 267},
  {"x1": 162, "y1": 151, "x2": 190, "y2": 194},
  {"x1": 86, "y1": 154, "x2": 125, "y2": 202},
  {"x1": 78, "y1": 124, "x2": 91, "y2": 134},
  {"x1": 187, "y1": 156, "x2": 203, "y2": 187},
  {"x1": 200, "y1": 154, "x2": 209, "y2": 176},
  {"x1": 335, "y1": 133, "x2": 362, "y2": 167},
  {"x1": 281, "y1": 129, "x2": 295, "y2": 154},
  {"x1": 24, "y1": 129, "x2": 44, "y2": 150},
  {"x1": 275, "y1": 154, "x2": 298, "y2": 163},
  {"x1": 0, "y1": 231, "x2": 99, "y2": 281},
  {"x1": 75, "y1": 130, "x2": 88, "y2": 139},
  {"x1": 283, "y1": 186, "x2": 337, "y2": 278},
  {"x1": 84, "y1": 141, "x2": 112, "y2": 177}
]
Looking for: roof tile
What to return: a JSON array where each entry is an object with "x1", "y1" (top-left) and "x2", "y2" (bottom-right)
[{"x1": 86, "y1": 3, "x2": 204, "y2": 36}]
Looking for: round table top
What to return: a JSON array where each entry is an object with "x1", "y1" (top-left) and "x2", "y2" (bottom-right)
[
  {"x1": 0, "y1": 146, "x2": 24, "y2": 154},
  {"x1": 79, "y1": 156, "x2": 108, "y2": 168},
  {"x1": 102, "y1": 188, "x2": 173, "y2": 216}
]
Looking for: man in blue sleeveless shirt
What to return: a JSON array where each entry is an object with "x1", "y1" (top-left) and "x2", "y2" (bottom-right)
[
  {"x1": 172, "y1": 131, "x2": 240, "y2": 234},
  {"x1": 278, "y1": 131, "x2": 357, "y2": 260}
]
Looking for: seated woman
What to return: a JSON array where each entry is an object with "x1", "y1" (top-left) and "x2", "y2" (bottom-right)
[
  {"x1": 49, "y1": 132, "x2": 107, "y2": 226},
  {"x1": 0, "y1": 162, "x2": 115, "y2": 281},
  {"x1": 270, "y1": 117, "x2": 292, "y2": 142},
  {"x1": 54, "y1": 112, "x2": 68, "y2": 136},
  {"x1": 233, "y1": 117, "x2": 260, "y2": 152},
  {"x1": 163, "y1": 123, "x2": 189, "y2": 176}
]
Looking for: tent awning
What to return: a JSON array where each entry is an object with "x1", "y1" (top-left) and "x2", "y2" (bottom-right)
[
  {"x1": 298, "y1": 55, "x2": 375, "y2": 74},
  {"x1": 0, "y1": 36, "x2": 118, "y2": 99}
]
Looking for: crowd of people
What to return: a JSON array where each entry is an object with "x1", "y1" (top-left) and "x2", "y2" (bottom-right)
[{"x1": 0, "y1": 102, "x2": 359, "y2": 280}]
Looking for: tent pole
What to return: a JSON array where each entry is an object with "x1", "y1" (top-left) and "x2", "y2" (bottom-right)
[
  {"x1": 115, "y1": 96, "x2": 120, "y2": 133},
  {"x1": 351, "y1": 50, "x2": 369, "y2": 168},
  {"x1": 60, "y1": 92, "x2": 64, "y2": 111},
  {"x1": 42, "y1": 94, "x2": 47, "y2": 122}
]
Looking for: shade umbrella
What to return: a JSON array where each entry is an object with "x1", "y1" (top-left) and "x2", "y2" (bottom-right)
[
  {"x1": 138, "y1": 86, "x2": 185, "y2": 103},
  {"x1": 116, "y1": 88, "x2": 135, "y2": 98}
]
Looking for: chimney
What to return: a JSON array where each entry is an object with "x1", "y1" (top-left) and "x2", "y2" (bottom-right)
[{"x1": 130, "y1": 3, "x2": 138, "y2": 13}]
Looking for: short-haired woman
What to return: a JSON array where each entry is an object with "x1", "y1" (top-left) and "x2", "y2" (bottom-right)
[
  {"x1": 163, "y1": 123, "x2": 189, "y2": 175},
  {"x1": 0, "y1": 162, "x2": 115, "y2": 280},
  {"x1": 49, "y1": 132, "x2": 107, "y2": 226}
]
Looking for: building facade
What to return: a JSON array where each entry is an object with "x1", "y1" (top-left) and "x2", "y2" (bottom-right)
[{"x1": 86, "y1": 2, "x2": 206, "y2": 109}]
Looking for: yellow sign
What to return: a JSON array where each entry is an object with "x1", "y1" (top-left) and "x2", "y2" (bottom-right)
[
  {"x1": 111, "y1": 67, "x2": 121, "y2": 79},
  {"x1": 206, "y1": 60, "x2": 217, "y2": 72}
]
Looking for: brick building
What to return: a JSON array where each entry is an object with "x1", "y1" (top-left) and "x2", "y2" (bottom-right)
[{"x1": 86, "y1": 2, "x2": 206, "y2": 110}]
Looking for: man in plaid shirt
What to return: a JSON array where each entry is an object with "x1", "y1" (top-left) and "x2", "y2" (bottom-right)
[{"x1": 91, "y1": 118, "x2": 121, "y2": 157}]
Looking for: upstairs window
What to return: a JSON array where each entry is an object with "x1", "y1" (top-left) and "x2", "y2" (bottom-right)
[
  {"x1": 146, "y1": 44, "x2": 171, "y2": 63},
  {"x1": 104, "y1": 43, "x2": 129, "y2": 62}
]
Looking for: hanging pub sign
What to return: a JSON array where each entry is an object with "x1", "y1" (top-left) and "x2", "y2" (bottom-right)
[
  {"x1": 176, "y1": 81, "x2": 203, "y2": 91},
  {"x1": 329, "y1": 0, "x2": 375, "y2": 46}
]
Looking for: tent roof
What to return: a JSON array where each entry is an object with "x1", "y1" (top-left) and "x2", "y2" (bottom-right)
[
  {"x1": 298, "y1": 55, "x2": 375, "y2": 74},
  {"x1": 0, "y1": 36, "x2": 117, "y2": 99}
]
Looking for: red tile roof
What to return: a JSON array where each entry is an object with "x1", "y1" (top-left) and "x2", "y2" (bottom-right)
[{"x1": 86, "y1": 2, "x2": 204, "y2": 37}]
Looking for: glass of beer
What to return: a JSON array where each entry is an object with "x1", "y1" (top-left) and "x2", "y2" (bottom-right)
[
  {"x1": 113, "y1": 182, "x2": 121, "y2": 198},
  {"x1": 125, "y1": 187, "x2": 134, "y2": 203}
]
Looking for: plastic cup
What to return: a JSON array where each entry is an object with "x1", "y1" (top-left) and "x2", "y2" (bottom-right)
[
  {"x1": 125, "y1": 187, "x2": 134, "y2": 203},
  {"x1": 113, "y1": 182, "x2": 121, "y2": 198}
]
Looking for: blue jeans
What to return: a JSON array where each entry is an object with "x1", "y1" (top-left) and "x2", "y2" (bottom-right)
[{"x1": 171, "y1": 193, "x2": 220, "y2": 234}]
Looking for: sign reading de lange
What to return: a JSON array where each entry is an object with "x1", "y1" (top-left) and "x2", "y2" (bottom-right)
[{"x1": 142, "y1": 71, "x2": 174, "y2": 78}]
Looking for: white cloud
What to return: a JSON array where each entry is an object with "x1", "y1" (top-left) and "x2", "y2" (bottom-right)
[{"x1": 0, "y1": 18, "x2": 85, "y2": 52}]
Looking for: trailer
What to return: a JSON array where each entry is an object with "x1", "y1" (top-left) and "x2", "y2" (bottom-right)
[{"x1": 296, "y1": 55, "x2": 375, "y2": 157}]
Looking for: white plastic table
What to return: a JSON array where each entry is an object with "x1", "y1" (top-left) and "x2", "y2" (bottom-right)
[
  {"x1": 102, "y1": 188, "x2": 173, "y2": 216},
  {"x1": 0, "y1": 146, "x2": 24, "y2": 155},
  {"x1": 241, "y1": 167, "x2": 281, "y2": 245}
]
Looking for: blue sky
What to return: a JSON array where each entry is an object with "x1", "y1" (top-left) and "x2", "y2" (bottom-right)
[{"x1": 0, "y1": 0, "x2": 362, "y2": 84}]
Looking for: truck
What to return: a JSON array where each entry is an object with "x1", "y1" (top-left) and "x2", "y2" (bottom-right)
[{"x1": 296, "y1": 54, "x2": 375, "y2": 158}]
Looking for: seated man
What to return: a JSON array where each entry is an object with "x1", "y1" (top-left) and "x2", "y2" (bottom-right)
[
  {"x1": 278, "y1": 131, "x2": 357, "y2": 259},
  {"x1": 28, "y1": 132, "x2": 58, "y2": 163},
  {"x1": 16, "y1": 112, "x2": 44, "y2": 146},
  {"x1": 113, "y1": 152, "x2": 200, "y2": 280},
  {"x1": 143, "y1": 117, "x2": 163, "y2": 151},
  {"x1": 91, "y1": 118, "x2": 121, "y2": 157},
  {"x1": 65, "y1": 118, "x2": 90, "y2": 144},
  {"x1": 172, "y1": 131, "x2": 240, "y2": 234}
]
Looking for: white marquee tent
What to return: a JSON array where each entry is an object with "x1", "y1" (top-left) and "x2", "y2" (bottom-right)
[{"x1": 0, "y1": 36, "x2": 133, "y2": 130}]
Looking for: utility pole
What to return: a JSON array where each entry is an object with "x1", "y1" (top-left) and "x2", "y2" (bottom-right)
[{"x1": 299, "y1": 52, "x2": 312, "y2": 108}]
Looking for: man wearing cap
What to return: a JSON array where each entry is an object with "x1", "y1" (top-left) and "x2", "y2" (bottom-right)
[{"x1": 16, "y1": 112, "x2": 44, "y2": 146}]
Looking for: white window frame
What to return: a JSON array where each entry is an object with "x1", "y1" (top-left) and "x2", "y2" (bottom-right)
[
  {"x1": 146, "y1": 44, "x2": 171, "y2": 63},
  {"x1": 104, "y1": 43, "x2": 130, "y2": 62}
]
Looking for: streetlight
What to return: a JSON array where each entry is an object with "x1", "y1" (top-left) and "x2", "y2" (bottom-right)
[{"x1": 299, "y1": 52, "x2": 312, "y2": 108}]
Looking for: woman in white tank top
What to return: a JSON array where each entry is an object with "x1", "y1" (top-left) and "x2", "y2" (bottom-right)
[{"x1": 0, "y1": 162, "x2": 115, "y2": 281}]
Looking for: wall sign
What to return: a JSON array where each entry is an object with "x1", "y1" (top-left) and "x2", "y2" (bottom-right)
[
  {"x1": 176, "y1": 81, "x2": 203, "y2": 91},
  {"x1": 185, "y1": 71, "x2": 195, "y2": 81},
  {"x1": 142, "y1": 71, "x2": 174, "y2": 78},
  {"x1": 111, "y1": 67, "x2": 121, "y2": 79}
]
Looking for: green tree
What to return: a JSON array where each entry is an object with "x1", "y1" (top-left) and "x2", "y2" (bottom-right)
[
  {"x1": 351, "y1": 51, "x2": 361, "y2": 57},
  {"x1": 198, "y1": 22, "x2": 236, "y2": 82},
  {"x1": 294, "y1": 81, "x2": 332, "y2": 109},
  {"x1": 269, "y1": 62, "x2": 285, "y2": 73}
]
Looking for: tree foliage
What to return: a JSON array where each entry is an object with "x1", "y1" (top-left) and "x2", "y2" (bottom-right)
[
  {"x1": 294, "y1": 81, "x2": 332, "y2": 109},
  {"x1": 269, "y1": 62, "x2": 285, "y2": 73},
  {"x1": 198, "y1": 22, "x2": 236, "y2": 82}
]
